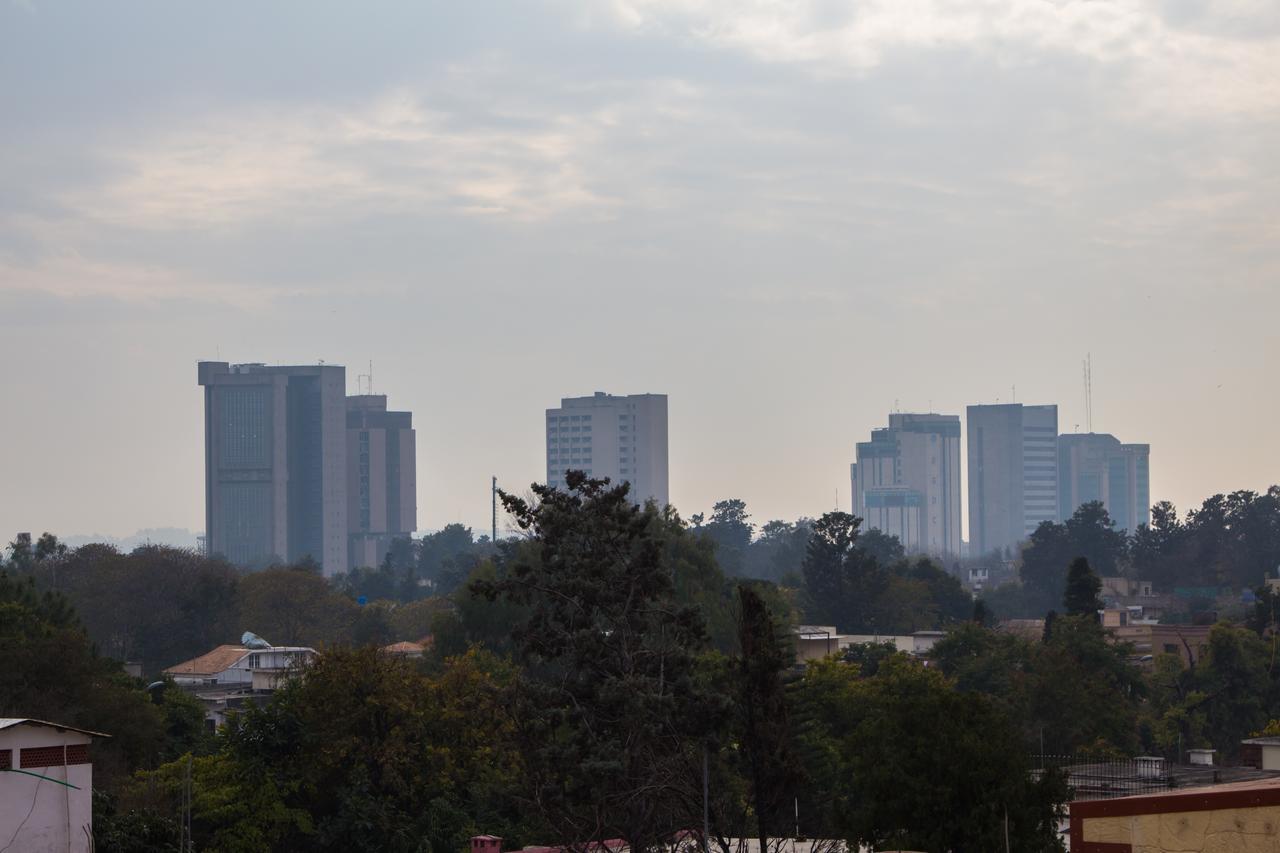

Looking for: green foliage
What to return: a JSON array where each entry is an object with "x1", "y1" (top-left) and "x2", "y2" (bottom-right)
[
  {"x1": 27, "y1": 544, "x2": 240, "y2": 675},
  {"x1": 1063, "y1": 557, "x2": 1103, "y2": 617},
  {"x1": 1018, "y1": 503, "x2": 1127, "y2": 616},
  {"x1": 701, "y1": 498, "x2": 754, "y2": 577},
  {"x1": 0, "y1": 571, "x2": 165, "y2": 786},
  {"x1": 933, "y1": 617, "x2": 1145, "y2": 755},
  {"x1": 236, "y1": 566, "x2": 357, "y2": 646},
  {"x1": 474, "y1": 472, "x2": 719, "y2": 849},
  {"x1": 798, "y1": 655, "x2": 1066, "y2": 852}
]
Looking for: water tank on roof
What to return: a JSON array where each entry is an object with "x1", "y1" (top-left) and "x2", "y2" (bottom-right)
[{"x1": 241, "y1": 631, "x2": 272, "y2": 649}]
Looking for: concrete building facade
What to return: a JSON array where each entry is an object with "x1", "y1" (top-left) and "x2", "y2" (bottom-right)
[
  {"x1": 346, "y1": 395, "x2": 417, "y2": 569},
  {"x1": 200, "y1": 362, "x2": 418, "y2": 575},
  {"x1": 545, "y1": 392, "x2": 669, "y2": 507},
  {"x1": 1058, "y1": 433, "x2": 1151, "y2": 532},
  {"x1": 966, "y1": 403, "x2": 1059, "y2": 557},
  {"x1": 200, "y1": 361, "x2": 349, "y2": 573},
  {"x1": 850, "y1": 413, "x2": 962, "y2": 557}
]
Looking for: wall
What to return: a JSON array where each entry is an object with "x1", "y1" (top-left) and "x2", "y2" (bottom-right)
[{"x1": 0, "y1": 727, "x2": 94, "y2": 853}]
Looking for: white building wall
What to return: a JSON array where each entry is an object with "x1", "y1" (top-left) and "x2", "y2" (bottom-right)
[
  {"x1": 546, "y1": 392, "x2": 669, "y2": 506},
  {"x1": 0, "y1": 727, "x2": 94, "y2": 853}
]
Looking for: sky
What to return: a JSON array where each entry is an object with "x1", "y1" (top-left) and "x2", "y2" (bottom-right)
[{"x1": 2, "y1": 0, "x2": 1278, "y2": 541}]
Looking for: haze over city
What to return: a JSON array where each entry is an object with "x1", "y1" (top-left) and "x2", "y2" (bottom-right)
[{"x1": 2, "y1": 1, "x2": 1278, "y2": 540}]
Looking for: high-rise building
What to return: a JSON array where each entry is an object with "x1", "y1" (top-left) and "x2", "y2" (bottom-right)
[
  {"x1": 200, "y1": 362, "x2": 418, "y2": 575},
  {"x1": 1058, "y1": 433, "x2": 1150, "y2": 532},
  {"x1": 966, "y1": 403, "x2": 1059, "y2": 557},
  {"x1": 850, "y1": 413, "x2": 962, "y2": 557},
  {"x1": 199, "y1": 361, "x2": 349, "y2": 573},
  {"x1": 346, "y1": 395, "x2": 417, "y2": 570},
  {"x1": 545, "y1": 392, "x2": 668, "y2": 507}
]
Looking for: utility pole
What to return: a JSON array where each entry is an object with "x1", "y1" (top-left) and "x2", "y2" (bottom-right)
[{"x1": 491, "y1": 476, "x2": 498, "y2": 543}]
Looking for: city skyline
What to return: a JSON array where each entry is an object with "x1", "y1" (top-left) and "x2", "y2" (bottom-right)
[{"x1": 2, "y1": 2, "x2": 1277, "y2": 539}]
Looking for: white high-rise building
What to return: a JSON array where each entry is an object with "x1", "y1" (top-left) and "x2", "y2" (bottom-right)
[
  {"x1": 850, "y1": 413, "x2": 962, "y2": 558},
  {"x1": 545, "y1": 392, "x2": 669, "y2": 507}
]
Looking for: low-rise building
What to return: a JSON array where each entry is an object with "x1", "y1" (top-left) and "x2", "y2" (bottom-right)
[
  {"x1": 0, "y1": 719, "x2": 108, "y2": 853},
  {"x1": 164, "y1": 642, "x2": 316, "y2": 728},
  {"x1": 792, "y1": 626, "x2": 945, "y2": 663},
  {"x1": 1069, "y1": 777, "x2": 1280, "y2": 852}
]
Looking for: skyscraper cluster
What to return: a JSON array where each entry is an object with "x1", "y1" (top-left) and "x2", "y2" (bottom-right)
[
  {"x1": 199, "y1": 361, "x2": 416, "y2": 576},
  {"x1": 852, "y1": 403, "x2": 1150, "y2": 560}
]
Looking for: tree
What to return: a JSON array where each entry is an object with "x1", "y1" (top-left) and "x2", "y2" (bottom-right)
[
  {"x1": 35, "y1": 544, "x2": 240, "y2": 674},
  {"x1": 800, "y1": 512, "x2": 887, "y2": 632},
  {"x1": 1019, "y1": 503, "x2": 1126, "y2": 616},
  {"x1": 237, "y1": 566, "x2": 357, "y2": 647},
  {"x1": 733, "y1": 584, "x2": 803, "y2": 851},
  {"x1": 856, "y1": 528, "x2": 905, "y2": 566},
  {"x1": 703, "y1": 498, "x2": 754, "y2": 577},
  {"x1": 0, "y1": 572, "x2": 166, "y2": 786},
  {"x1": 799, "y1": 655, "x2": 1066, "y2": 852},
  {"x1": 744, "y1": 518, "x2": 812, "y2": 583},
  {"x1": 1063, "y1": 557, "x2": 1103, "y2": 617},
  {"x1": 474, "y1": 472, "x2": 718, "y2": 850}
]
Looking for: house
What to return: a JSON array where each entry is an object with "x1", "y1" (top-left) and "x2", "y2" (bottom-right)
[
  {"x1": 164, "y1": 644, "x2": 316, "y2": 687},
  {"x1": 1069, "y1": 776, "x2": 1280, "y2": 852},
  {"x1": 0, "y1": 719, "x2": 108, "y2": 853},
  {"x1": 164, "y1": 643, "x2": 316, "y2": 728}
]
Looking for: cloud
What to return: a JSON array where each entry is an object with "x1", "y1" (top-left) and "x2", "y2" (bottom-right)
[
  {"x1": 0, "y1": 251, "x2": 288, "y2": 308},
  {"x1": 52, "y1": 79, "x2": 705, "y2": 232},
  {"x1": 596, "y1": 0, "x2": 1280, "y2": 120}
]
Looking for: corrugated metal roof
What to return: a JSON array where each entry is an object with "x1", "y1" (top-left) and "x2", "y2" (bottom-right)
[{"x1": 0, "y1": 719, "x2": 111, "y2": 738}]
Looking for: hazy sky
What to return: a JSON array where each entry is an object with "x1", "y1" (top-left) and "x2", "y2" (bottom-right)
[{"x1": 2, "y1": 0, "x2": 1278, "y2": 540}]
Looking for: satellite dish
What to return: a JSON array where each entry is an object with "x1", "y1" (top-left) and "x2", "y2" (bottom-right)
[{"x1": 241, "y1": 631, "x2": 272, "y2": 649}]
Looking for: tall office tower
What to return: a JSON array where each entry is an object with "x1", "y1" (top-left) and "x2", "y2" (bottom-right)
[
  {"x1": 966, "y1": 403, "x2": 1059, "y2": 557},
  {"x1": 850, "y1": 413, "x2": 962, "y2": 557},
  {"x1": 1058, "y1": 433, "x2": 1151, "y2": 533},
  {"x1": 346, "y1": 395, "x2": 417, "y2": 569},
  {"x1": 545, "y1": 392, "x2": 669, "y2": 507},
  {"x1": 199, "y1": 361, "x2": 349, "y2": 575}
]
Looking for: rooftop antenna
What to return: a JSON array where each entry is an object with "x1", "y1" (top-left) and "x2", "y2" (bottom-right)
[
  {"x1": 1082, "y1": 354, "x2": 1094, "y2": 432},
  {"x1": 1012, "y1": 385, "x2": 1016, "y2": 403}
]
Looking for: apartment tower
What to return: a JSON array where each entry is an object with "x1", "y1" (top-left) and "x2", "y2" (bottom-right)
[
  {"x1": 545, "y1": 392, "x2": 669, "y2": 507},
  {"x1": 966, "y1": 403, "x2": 1059, "y2": 557},
  {"x1": 850, "y1": 413, "x2": 962, "y2": 557}
]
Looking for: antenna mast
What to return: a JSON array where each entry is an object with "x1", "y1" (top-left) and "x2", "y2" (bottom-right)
[
  {"x1": 1082, "y1": 354, "x2": 1093, "y2": 432},
  {"x1": 491, "y1": 476, "x2": 498, "y2": 543}
]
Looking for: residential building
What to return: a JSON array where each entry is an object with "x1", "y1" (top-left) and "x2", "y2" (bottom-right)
[
  {"x1": 199, "y1": 361, "x2": 349, "y2": 573},
  {"x1": 0, "y1": 718, "x2": 107, "y2": 853},
  {"x1": 346, "y1": 394, "x2": 417, "y2": 569},
  {"x1": 850, "y1": 413, "x2": 962, "y2": 557},
  {"x1": 545, "y1": 392, "x2": 669, "y2": 507},
  {"x1": 164, "y1": 642, "x2": 317, "y2": 728},
  {"x1": 1058, "y1": 433, "x2": 1151, "y2": 532},
  {"x1": 966, "y1": 403, "x2": 1059, "y2": 557}
]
